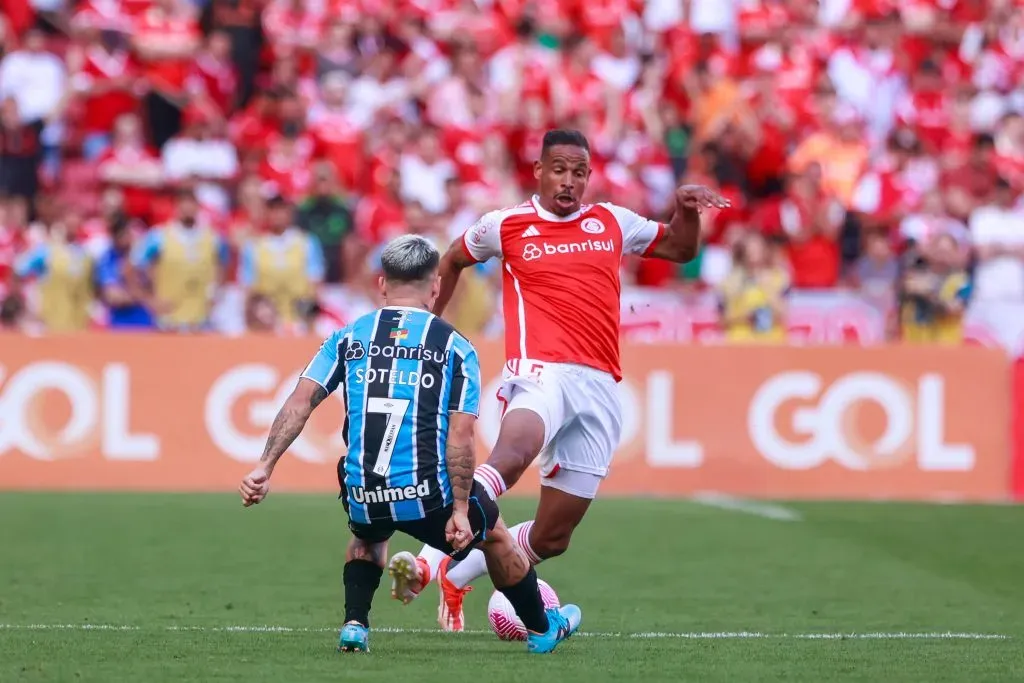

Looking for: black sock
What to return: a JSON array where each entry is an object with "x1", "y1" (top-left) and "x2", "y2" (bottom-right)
[
  {"x1": 343, "y1": 560, "x2": 383, "y2": 627},
  {"x1": 498, "y1": 567, "x2": 550, "y2": 634}
]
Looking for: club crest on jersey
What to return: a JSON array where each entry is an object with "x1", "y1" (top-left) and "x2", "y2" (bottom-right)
[{"x1": 580, "y1": 218, "x2": 605, "y2": 234}]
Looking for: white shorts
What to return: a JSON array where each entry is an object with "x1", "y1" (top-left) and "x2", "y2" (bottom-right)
[{"x1": 496, "y1": 360, "x2": 622, "y2": 499}]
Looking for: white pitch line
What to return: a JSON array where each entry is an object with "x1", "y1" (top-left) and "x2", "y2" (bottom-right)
[
  {"x1": 691, "y1": 492, "x2": 803, "y2": 522},
  {"x1": 0, "y1": 624, "x2": 1007, "y2": 640}
]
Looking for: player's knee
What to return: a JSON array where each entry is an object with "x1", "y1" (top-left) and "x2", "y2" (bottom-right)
[
  {"x1": 529, "y1": 526, "x2": 573, "y2": 560},
  {"x1": 347, "y1": 538, "x2": 387, "y2": 567}
]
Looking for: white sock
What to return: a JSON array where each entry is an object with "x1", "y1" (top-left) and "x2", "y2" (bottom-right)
[
  {"x1": 446, "y1": 520, "x2": 540, "y2": 589},
  {"x1": 417, "y1": 545, "x2": 448, "y2": 584},
  {"x1": 511, "y1": 520, "x2": 541, "y2": 564},
  {"x1": 446, "y1": 548, "x2": 488, "y2": 589},
  {"x1": 474, "y1": 464, "x2": 507, "y2": 500}
]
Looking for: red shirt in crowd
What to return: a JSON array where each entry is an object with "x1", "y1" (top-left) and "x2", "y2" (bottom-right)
[
  {"x1": 72, "y1": 47, "x2": 139, "y2": 135},
  {"x1": 308, "y1": 107, "x2": 365, "y2": 192},
  {"x1": 134, "y1": 6, "x2": 200, "y2": 95},
  {"x1": 355, "y1": 190, "x2": 405, "y2": 244}
]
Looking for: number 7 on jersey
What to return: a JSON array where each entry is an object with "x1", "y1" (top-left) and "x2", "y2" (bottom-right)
[{"x1": 368, "y1": 397, "x2": 411, "y2": 476}]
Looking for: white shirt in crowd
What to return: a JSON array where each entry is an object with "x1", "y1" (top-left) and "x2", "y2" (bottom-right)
[
  {"x1": 592, "y1": 52, "x2": 641, "y2": 91},
  {"x1": 399, "y1": 153, "x2": 455, "y2": 214},
  {"x1": 970, "y1": 203, "x2": 1024, "y2": 301},
  {"x1": 162, "y1": 137, "x2": 239, "y2": 214},
  {"x1": 688, "y1": 0, "x2": 737, "y2": 35},
  {"x1": 0, "y1": 49, "x2": 66, "y2": 123}
]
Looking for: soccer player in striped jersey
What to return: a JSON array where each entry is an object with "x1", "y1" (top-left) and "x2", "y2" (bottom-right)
[{"x1": 238, "y1": 235, "x2": 581, "y2": 654}]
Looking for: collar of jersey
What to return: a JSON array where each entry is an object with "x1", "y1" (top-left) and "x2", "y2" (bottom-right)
[
  {"x1": 384, "y1": 305, "x2": 429, "y2": 312},
  {"x1": 531, "y1": 195, "x2": 583, "y2": 223}
]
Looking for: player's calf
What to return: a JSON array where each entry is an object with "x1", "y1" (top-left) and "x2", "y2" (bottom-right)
[
  {"x1": 339, "y1": 537, "x2": 386, "y2": 651},
  {"x1": 474, "y1": 409, "x2": 546, "y2": 497}
]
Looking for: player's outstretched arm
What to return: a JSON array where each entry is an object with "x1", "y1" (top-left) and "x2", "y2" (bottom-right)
[
  {"x1": 444, "y1": 411, "x2": 477, "y2": 550},
  {"x1": 433, "y1": 237, "x2": 476, "y2": 317},
  {"x1": 239, "y1": 378, "x2": 327, "y2": 506},
  {"x1": 649, "y1": 185, "x2": 731, "y2": 263}
]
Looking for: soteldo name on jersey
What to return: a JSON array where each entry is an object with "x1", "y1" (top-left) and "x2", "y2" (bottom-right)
[
  {"x1": 344, "y1": 341, "x2": 450, "y2": 364},
  {"x1": 348, "y1": 480, "x2": 432, "y2": 504}
]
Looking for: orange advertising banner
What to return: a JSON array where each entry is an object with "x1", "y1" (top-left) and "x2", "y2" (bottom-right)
[{"x1": 0, "y1": 334, "x2": 1012, "y2": 501}]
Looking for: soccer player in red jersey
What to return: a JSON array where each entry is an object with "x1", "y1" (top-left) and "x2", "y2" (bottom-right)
[{"x1": 384, "y1": 129, "x2": 730, "y2": 630}]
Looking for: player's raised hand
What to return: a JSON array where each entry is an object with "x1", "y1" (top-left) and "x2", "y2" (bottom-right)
[
  {"x1": 675, "y1": 185, "x2": 731, "y2": 212},
  {"x1": 239, "y1": 467, "x2": 271, "y2": 507},
  {"x1": 445, "y1": 509, "x2": 474, "y2": 551}
]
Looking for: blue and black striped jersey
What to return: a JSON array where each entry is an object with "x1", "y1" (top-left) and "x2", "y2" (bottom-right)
[{"x1": 301, "y1": 306, "x2": 481, "y2": 523}]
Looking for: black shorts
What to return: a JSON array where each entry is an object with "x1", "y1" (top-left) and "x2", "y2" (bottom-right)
[{"x1": 342, "y1": 480, "x2": 499, "y2": 562}]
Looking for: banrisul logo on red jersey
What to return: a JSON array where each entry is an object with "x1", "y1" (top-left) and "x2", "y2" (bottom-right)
[{"x1": 522, "y1": 239, "x2": 615, "y2": 261}]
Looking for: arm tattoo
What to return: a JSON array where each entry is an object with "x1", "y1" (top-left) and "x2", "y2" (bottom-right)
[
  {"x1": 258, "y1": 403, "x2": 309, "y2": 473},
  {"x1": 446, "y1": 442, "x2": 475, "y2": 504},
  {"x1": 309, "y1": 385, "x2": 328, "y2": 409}
]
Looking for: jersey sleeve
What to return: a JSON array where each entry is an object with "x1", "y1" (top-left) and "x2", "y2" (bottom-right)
[
  {"x1": 131, "y1": 230, "x2": 163, "y2": 269},
  {"x1": 447, "y1": 335, "x2": 481, "y2": 417},
  {"x1": 14, "y1": 245, "x2": 48, "y2": 279},
  {"x1": 305, "y1": 233, "x2": 326, "y2": 282},
  {"x1": 461, "y1": 210, "x2": 504, "y2": 263},
  {"x1": 301, "y1": 327, "x2": 350, "y2": 395},
  {"x1": 95, "y1": 251, "x2": 121, "y2": 288},
  {"x1": 238, "y1": 242, "x2": 256, "y2": 287},
  {"x1": 603, "y1": 203, "x2": 666, "y2": 256}
]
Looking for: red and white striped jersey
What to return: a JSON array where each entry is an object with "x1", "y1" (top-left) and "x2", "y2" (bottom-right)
[{"x1": 461, "y1": 196, "x2": 664, "y2": 381}]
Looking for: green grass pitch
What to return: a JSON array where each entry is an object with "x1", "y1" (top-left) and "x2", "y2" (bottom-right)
[{"x1": 1, "y1": 493, "x2": 1023, "y2": 682}]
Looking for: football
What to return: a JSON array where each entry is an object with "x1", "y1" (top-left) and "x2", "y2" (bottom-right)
[{"x1": 487, "y1": 579, "x2": 560, "y2": 641}]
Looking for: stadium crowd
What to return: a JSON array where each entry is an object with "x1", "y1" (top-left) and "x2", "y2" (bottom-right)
[{"x1": 0, "y1": 0, "x2": 1021, "y2": 341}]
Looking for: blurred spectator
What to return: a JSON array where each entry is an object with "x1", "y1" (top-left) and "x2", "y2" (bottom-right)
[
  {"x1": 789, "y1": 105, "x2": 869, "y2": 209},
  {"x1": 0, "y1": 28, "x2": 66, "y2": 125},
  {"x1": 296, "y1": 162, "x2": 354, "y2": 284},
  {"x1": 187, "y1": 30, "x2": 238, "y2": 118},
  {"x1": 307, "y1": 72, "x2": 364, "y2": 193},
  {"x1": 131, "y1": 188, "x2": 228, "y2": 330},
  {"x1": 969, "y1": 177, "x2": 1024, "y2": 302},
  {"x1": 98, "y1": 113, "x2": 164, "y2": 221},
  {"x1": 239, "y1": 195, "x2": 323, "y2": 333},
  {"x1": 826, "y1": 13, "x2": 903, "y2": 139},
  {"x1": 162, "y1": 105, "x2": 238, "y2": 213},
  {"x1": 852, "y1": 129, "x2": 938, "y2": 234},
  {"x1": 718, "y1": 231, "x2": 790, "y2": 343},
  {"x1": 68, "y1": 23, "x2": 138, "y2": 161},
  {"x1": 0, "y1": 98, "x2": 44, "y2": 201},
  {"x1": 900, "y1": 190, "x2": 971, "y2": 250},
  {"x1": 851, "y1": 229, "x2": 900, "y2": 309},
  {"x1": 757, "y1": 165, "x2": 844, "y2": 289},
  {"x1": 13, "y1": 213, "x2": 93, "y2": 332},
  {"x1": 96, "y1": 215, "x2": 154, "y2": 329},
  {"x1": 316, "y1": 18, "x2": 359, "y2": 80},
  {"x1": 899, "y1": 233, "x2": 972, "y2": 344},
  {"x1": 201, "y1": 0, "x2": 262, "y2": 107},
  {"x1": 400, "y1": 126, "x2": 456, "y2": 214},
  {"x1": 346, "y1": 44, "x2": 411, "y2": 129},
  {"x1": 356, "y1": 166, "x2": 405, "y2": 245},
  {"x1": 592, "y1": 27, "x2": 641, "y2": 92},
  {"x1": 943, "y1": 133, "x2": 1000, "y2": 220},
  {"x1": 132, "y1": 0, "x2": 201, "y2": 149}
]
